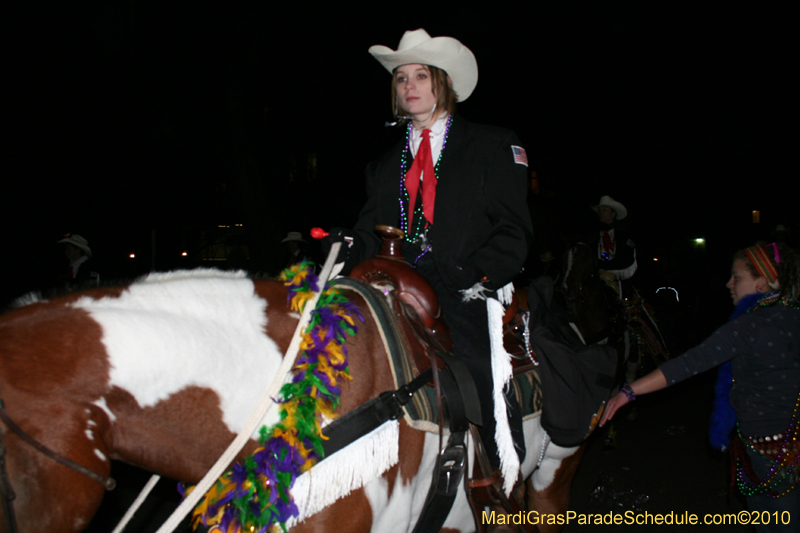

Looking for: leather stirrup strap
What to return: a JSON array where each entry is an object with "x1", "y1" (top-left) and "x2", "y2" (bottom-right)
[
  {"x1": 411, "y1": 430, "x2": 468, "y2": 533},
  {"x1": 437, "y1": 352, "x2": 483, "y2": 427},
  {"x1": 409, "y1": 364, "x2": 473, "y2": 533},
  {"x1": 467, "y1": 426, "x2": 531, "y2": 533}
]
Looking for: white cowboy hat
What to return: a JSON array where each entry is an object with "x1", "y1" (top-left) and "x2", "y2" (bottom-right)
[
  {"x1": 58, "y1": 234, "x2": 92, "y2": 257},
  {"x1": 592, "y1": 195, "x2": 628, "y2": 220},
  {"x1": 281, "y1": 231, "x2": 307, "y2": 244},
  {"x1": 368, "y1": 29, "x2": 478, "y2": 102}
]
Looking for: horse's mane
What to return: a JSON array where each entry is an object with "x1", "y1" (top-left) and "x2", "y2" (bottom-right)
[
  {"x1": 8, "y1": 291, "x2": 47, "y2": 309},
  {"x1": 2, "y1": 267, "x2": 276, "y2": 316},
  {"x1": 5, "y1": 278, "x2": 140, "y2": 313}
]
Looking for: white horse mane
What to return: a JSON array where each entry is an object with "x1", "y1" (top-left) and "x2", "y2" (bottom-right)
[
  {"x1": 139, "y1": 268, "x2": 249, "y2": 284},
  {"x1": 11, "y1": 291, "x2": 46, "y2": 308}
]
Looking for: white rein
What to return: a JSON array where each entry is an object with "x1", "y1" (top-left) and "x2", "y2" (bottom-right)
[{"x1": 111, "y1": 244, "x2": 343, "y2": 533}]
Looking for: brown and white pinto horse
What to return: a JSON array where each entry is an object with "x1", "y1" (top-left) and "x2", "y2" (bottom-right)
[{"x1": 0, "y1": 269, "x2": 583, "y2": 533}]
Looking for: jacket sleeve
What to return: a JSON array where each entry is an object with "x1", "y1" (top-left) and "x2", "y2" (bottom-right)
[
  {"x1": 348, "y1": 155, "x2": 398, "y2": 270},
  {"x1": 466, "y1": 130, "x2": 533, "y2": 289},
  {"x1": 659, "y1": 319, "x2": 745, "y2": 384}
]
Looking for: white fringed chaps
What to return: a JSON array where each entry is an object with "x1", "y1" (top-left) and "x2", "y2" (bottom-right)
[{"x1": 488, "y1": 284, "x2": 519, "y2": 495}]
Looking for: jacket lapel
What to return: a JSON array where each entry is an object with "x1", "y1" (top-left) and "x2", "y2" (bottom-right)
[{"x1": 430, "y1": 116, "x2": 477, "y2": 239}]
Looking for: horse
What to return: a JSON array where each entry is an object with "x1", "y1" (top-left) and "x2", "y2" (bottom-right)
[
  {"x1": 505, "y1": 242, "x2": 624, "y2": 460},
  {"x1": 511, "y1": 242, "x2": 624, "y2": 354},
  {"x1": 562, "y1": 241, "x2": 669, "y2": 384},
  {"x1": 560, "y1": 242, "x2": 623, "y2": 347},
  {"x1": 0, "y1": 268, "x2": 586, "y2": 533}
]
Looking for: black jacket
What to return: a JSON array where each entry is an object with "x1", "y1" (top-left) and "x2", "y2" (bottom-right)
[
  {"x1": 594, "y1": 223, "x2": 636, "y2": 277},
  {"x1": 352, "y1": 115, "x2": 533, "y2": 295}
]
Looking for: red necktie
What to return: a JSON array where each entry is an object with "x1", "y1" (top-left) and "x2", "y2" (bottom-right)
[
  {"x1": 404, "y1": 129, "x2": 437, "y2": 229},
  {"x1": 602, "y1": 230, "x2": 614, "y2": 256}
]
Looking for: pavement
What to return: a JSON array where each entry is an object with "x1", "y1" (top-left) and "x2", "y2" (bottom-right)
[{"x1": 562, "y1": 373, "x2": 752, "y2": 532}]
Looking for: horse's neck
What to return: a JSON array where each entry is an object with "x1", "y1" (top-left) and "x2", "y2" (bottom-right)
[{"x1": 562, "y1": 244, "x2": 612, "y2": 344}]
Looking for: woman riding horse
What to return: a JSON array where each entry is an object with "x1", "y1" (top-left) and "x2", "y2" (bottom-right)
[{"x1": 324, "y1": 29, "x2": 533, "y2": 480}]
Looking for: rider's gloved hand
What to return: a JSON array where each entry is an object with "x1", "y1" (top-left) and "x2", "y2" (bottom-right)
[
  {"x1": 320, "y1": 227, "x2": 356, "y2": 266},
  {"x1": 440, "y1": 253, "x2": 489, "y2": 293}
]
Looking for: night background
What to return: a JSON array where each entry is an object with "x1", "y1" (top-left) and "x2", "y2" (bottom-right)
[
  {"x1": 5, "y1": 3, "x2": 795, "y2": 314},
  {"x1": 3, "y1": 3, "x2": 796, "y2": 529}
]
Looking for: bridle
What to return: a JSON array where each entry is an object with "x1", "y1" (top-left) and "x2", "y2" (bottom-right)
[
  {"x1": 0, "y1": 398, "x2": 115, "y2": 489},
  {"x1": 559, "y1": 242, "x2": 621, "y2": 345},
  {"x1": 0, "y1": 397, "x2": 116, "y2": 533}
]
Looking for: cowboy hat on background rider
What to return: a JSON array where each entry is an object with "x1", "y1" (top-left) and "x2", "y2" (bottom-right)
[{"x1": 593, "y1": 195, "x2": 637, "y2": 283}]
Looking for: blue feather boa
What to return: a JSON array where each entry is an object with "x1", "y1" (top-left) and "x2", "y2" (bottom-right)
[{"x1": 708, "y1": 292, "x2": 762, "y2": 451}]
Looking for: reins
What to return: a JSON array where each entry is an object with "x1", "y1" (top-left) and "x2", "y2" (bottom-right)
[
  {"x1": 0, "y1": 399, "x2": 116, "y2": 491},
  {"x1": 111, "y1": 243, "x2": 343, "y2": 533},
  {"x1": 0, "y1": 397, "x2": 117, "y2": 533},
  {"x1": 0, "y1": 424, "x2": 19, "y2": 533}
]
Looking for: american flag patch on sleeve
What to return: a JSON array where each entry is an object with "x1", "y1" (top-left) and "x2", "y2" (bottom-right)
[{"x1": 511, "y1": 145, "x2": 528, "y2": 167}]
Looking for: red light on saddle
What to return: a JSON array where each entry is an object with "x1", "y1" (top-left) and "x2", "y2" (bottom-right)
[{"x1": 310, "y1": 228, "x2": 329, "y2": 239}]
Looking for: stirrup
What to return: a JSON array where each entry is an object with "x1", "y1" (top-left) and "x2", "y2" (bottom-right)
[
  {"x1": 468, "y1": 469, "x2": 530, "y2": 533},
  {"x1": 466, "y1": 426, "x2": 527, "y2": 517}
]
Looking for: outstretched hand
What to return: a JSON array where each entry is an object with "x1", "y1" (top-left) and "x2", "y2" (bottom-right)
[
  {"x1": 600, "y1": 370, "x2": 667, "y2": 427},
  {"x1": 600, "y1": 391, "x2": 629, "y2": 427}
]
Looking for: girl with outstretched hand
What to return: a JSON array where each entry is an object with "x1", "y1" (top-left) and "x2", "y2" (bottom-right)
[{"x1": 601, "y1": 243, "x2": 799, "y2": 529}]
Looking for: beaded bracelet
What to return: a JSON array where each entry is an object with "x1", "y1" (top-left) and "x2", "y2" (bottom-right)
[{"x1": 621, "y1": 384, "x2": 636, "y2": 402}]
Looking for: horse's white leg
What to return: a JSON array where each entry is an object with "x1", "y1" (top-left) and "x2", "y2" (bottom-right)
[
  {"x1": 518, "y1": 417, "x2": 582, "y2": 533},
  {"x1": 527, "y1": 445, "x2": 585, "y2": 533},
  {"x1": 358, "y1": 425, "x2": 475, "y2": 533}
]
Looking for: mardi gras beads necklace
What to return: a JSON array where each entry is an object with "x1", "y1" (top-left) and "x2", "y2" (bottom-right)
[
  {"x1": 398, "y1": 114, "x2": 453, "y2": 246},
  {"x1": 733, "y1": 292, "x2": 800, "y2": 498},
  {"x1": 735, "y1": 389, "x2": 799, "y2": 498}
]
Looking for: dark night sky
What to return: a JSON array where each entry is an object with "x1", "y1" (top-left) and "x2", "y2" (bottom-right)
[{"x1": 5, "y1": 2, "x2": 795, "y2": 302}]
